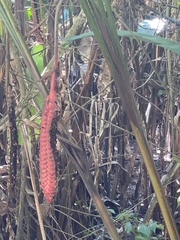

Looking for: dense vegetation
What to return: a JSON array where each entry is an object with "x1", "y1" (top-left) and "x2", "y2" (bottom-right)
[{"x1": 0, "y1": 0, "x2": 180, "y2": 239}]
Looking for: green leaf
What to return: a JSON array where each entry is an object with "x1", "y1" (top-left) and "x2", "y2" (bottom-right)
[
  {"x1": 27, "y1": 44, "x2": 45, "y2": 109},
  {"x1": 124, "y1": 222, "x2": 133, "y2": 233},
  {"x1": 135, "y1": 235, "x2": 148, "y2": 240},
  {"x1": 61, "y1": 42, "x2": 70, "y2": 49},
  {"x1": 148, "y1": 221, "x2": 157, "y2": 233},
  {"x1": 137, "y1": 224, "x2": 150, "y2": 238},
  {"x1": 156, "y1": 223, "x2": 164, "y2": 230},
  {"x1": 31, "y1": 43, "x2": 44, "y2": 74},
  {"x1": 107, "y1": 208, "x2": 116, "y2": 215},
  {"x1": 64, "y1": 30, "x2": 180, "y2": 55},
  {"x1": 26, "y1": 7, "x2": 32, "y2": 20},
  {"x1": 0, "y1": 1, "x2": 47, "y2": 98}
]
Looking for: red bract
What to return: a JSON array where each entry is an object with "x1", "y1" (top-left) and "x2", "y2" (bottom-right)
[{"x1": 39, "y1": 72, "x2": 57, "y2": 203}]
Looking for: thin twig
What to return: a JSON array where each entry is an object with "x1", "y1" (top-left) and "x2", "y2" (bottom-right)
[{"x1": 20, "y1": 123, "x2": 46, "y2": 240}]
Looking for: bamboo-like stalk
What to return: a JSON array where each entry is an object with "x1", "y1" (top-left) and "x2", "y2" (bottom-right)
[
  {"x1": 54, "y1": 2, "x2": 120, "y2": 238},
  {"x1": 15, "y1": 149, "x2": 27, "y2": 240},
  {"x1": 20, "y1": 123, "x2": 46, "y2": 240},
  {"x1": 42, "y1": 9, "x2": 86, "y2": 76},
  {"x1": 57, "y1": 119, "x2": 121, "y2": 240},
  {"x1": 80, "y1": 1, "x2": 180, "y2": 239},
  {"x1": 0, "y1": 0, "x2": 47, "y2": 98},
  {"x1": 144, "y1": 162, "x2": 180, "y2": 222}
]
